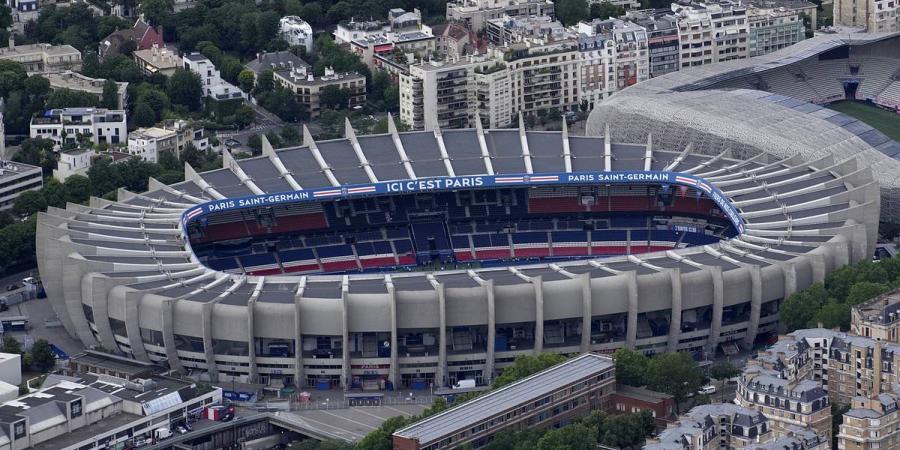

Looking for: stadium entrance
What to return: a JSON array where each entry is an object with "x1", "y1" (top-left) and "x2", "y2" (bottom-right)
[{"x1": 186, "y1": 181, "x2": 736, "y2": 276}]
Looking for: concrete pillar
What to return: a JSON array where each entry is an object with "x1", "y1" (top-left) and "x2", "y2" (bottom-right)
[
  {"x1": 666, "y1": 268, "x2": 682, "y2": 353},
  {"x1": 293, "y1": 294, "x2": 304, "y2": 389},
  {"x1": 340, "y1": 290, "x2": 350, "y2": 391},
  {"x1": 123, "y1": 289, "x2": 150, "y2": 362},
  {"x1": 831, "y1": 239, "x2": 851, "y2": 269},
  {"x1": 35, "y1": 219, "x2": 78, "y2": 338},
  {"x1": 485, "y1": 280, "x2": 496, "y2": 383},
  {"x1": 202, "y1": 302, "x2": 219, "y2": 382},
  {"x1": 84, "y1": 276, "x2": 118, "y2": 351},
  {"x1": 247, "y1": 299, "x2": 258, "y2": 383},
  {"x1": 580, "y1": 273, "x2": 591, "y2": 353},
  {"x1": 743, "y1": 265, "x2": 763, "y2": 348},
  {"x1": 625, "y1": 271, "x2": 638, "y2": 349},
  {"x1": 707, "y1": 267, "x2": 724, "y2": 356},
  {"x1": 389, "y1": 288, "x2": 399, "y2": 387},
  {"x1": 437, "y1": 283, "x2": 448, "y2": 387},
  {"x1": 62, "y1": 256, "x2": 99, "y2": 347},
  {"x1": 533, "y1": 276, "x2": 544, "y2": 355},
  {"x1": 850, "y1": 224, "x2": 868, "y2": 263},
  {"x1": 810, "y1": 252, "x2": 827, "y2": 286},
  {"x1": 161, "y1": 298, "x2": 186, "y2": 374},
  {"x1": 783, "y1": 262, "x2": 798, "y2": 298}
]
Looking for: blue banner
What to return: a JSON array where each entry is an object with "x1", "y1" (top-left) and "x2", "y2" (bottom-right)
[{"x1": 182, "y1": 171, "x2": 745, "y2": 234}]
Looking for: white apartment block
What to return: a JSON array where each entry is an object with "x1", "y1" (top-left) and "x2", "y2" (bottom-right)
[
  {"x1": 182, "y1": 53, "x2": 245, "y2": 101},
  {"x1": 127, "y1": 120, "x2": 209, "y2": 163},
  {"x1": 334, "y1": 19, "x2": 389, "y2": 44},
  {"x1": 505, "y1": 41, "x2": 581, "y2": 116},
  {"x1": 672, "y1": 1, "x2": 749, "y2": 68},
  {"x1": 54, "y1": 148, "x2": 95, "y2": 181},
  {"x1": 446, "y1": 0, "x2": 555, "y2": 32},
  {"x1": 30, "y1": 108, "x2": 127, "y2": 147},
  {"x1": 279, "y1": 16, "x2": 315, "y2": 53}
]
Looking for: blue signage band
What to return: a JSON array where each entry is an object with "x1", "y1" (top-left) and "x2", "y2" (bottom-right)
[{"x1": 181, "y1": 171, "x2": 746, "y2": 235}]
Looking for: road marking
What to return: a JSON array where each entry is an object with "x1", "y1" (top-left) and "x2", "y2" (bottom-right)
[
  {"x1": 384, "y1": 405, "x2": 416, "y2": 416},
  {"x1": 289, "y1": 414, "x2": 366, "y2": 439},
  {"x1": 317, "y1": 410, "x2": 378, "y2": 430},
  {"x1": 352, "y1": 407, "x2": 394, "y2": 421}
]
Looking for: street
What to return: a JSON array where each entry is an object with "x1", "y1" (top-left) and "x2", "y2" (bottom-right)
[{"x1": 0, "y1": 269, "x2": 83, "y2": 356}]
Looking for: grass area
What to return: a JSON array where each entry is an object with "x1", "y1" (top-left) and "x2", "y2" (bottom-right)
[{"x1": 827, "y1": 100, "x2": 900, "y2": 142}]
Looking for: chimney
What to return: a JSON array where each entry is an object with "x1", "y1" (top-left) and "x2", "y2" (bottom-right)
[{"x1": 873, "y1": 339, "x2": 883, "y2": 395}]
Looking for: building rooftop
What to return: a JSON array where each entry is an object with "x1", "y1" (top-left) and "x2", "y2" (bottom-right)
[
  {"x1": 0, "y1": 42, "x2": 80, "y2": 58},
  {"x1": 0, "y1": 160, "x2": 41, "y2": 180},
  {"x1": 853, "y1": 288, "x2": 900, "y2": 325},
  {"x1": 69, "y1": 350, "x2": 163, "y2": 378},
  {"x1": 246, "y1": 51, "x2": 310, "y2": 74},
  {"x1": 393, "y1": 353, "x2": 614, "y2": 445}
]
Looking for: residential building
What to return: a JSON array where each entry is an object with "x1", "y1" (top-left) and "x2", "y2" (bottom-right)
[
  {"x1": 834, "y1": 0, "x2": 900, "y2": 32},
  {"x1": 273, "y1": 66, "x2": 367, "y2": 118},
  {"x1": 504, "y1": 40, "x2": 581, "y2": 116},
  {"x1": 279, "y1": 16, "x2": 315, "y2": 53},
  {"x1": 644, "y1": 403, "x2": 775, "y2": 450},
  {"x1": 852, "y1": 288, "x2": 900, "y2": 343},
  {"x1": 98, "y1": 18, "x2": 165, "y2": 60},
  {"x1": 245, "y1": 51, "x2": 310, "y2": 78},
  {"x1": 486, "y1": 15, "x2": 569, "y2": 46},
  {"x1": 735, "y1": 364, "x2": 832, "y2": 440},
  {"x1": 433, "y1": 22, "x2": 484, "y2": 60},
  {"x1": 182, "y1": 53, "x2": 245, "y2": 101},
  {"x1": 392, "y1": 353, "x2": 616, "y2": 450},
  {"x1": 446, "y1": 0, "x2": 555, "y2": 32},
  {"x1": 9, "y1": 0, "x2": 38, "y2": 33},
  {"x1": 750, "y1": 0, "x2": 818, "y2": 30},
  {"x1": 351, "y1": 31, "x2": 436, "y2": 70},
  {"x1": 575, "y1": 32, "x2": 616, "y2": 109},
  {"x1": 473, "y1": 60, "x2": 514, "y2": 128},
  {"x1": 0, "y1": 160, "x2": 42, "y2": 212},
  {"x1": 132, "y1": 44, "x2": 182, "y2": 78},
  {"x1": 577, "y1": 18, "x2": 651, "y2": 100},
  {"x1": 747, "y1": 6, "x2": 806, "y2": 57},
  {"x1": 45, "y1": 71, "x2": 129, "y2": 109},
  {"x1": 53, "y1": 148, "x2": 95, "y2": 181},
  {"x1": 608, "y1": 384, "x2": 676, "y2": 427},
  {"x1": 671, "y1": 1, "x2": 749, "y2": 68},
  {"x1": 0, "y1": 39, "x2": 81, "y2": 75},
  {"x1": 626, "y1": 9, "x2": 681, "y2": 77},
  {"x1": 334, "y1": 18, "x2": 389, "y2": 44},
  {"x1": 127, "y1": 120, "x2": 209, "y2": 163},
  {"x1": 389, "y1": 7, "x2": 426, "y2": 32},
  {"x1": 30, "y1": 107, "x2": 127, "y2": 147},
  {"x1": 838, "y1": 387, "x2": 900, "y2": 450},
  {"x1": 0, "y1": 352, "x2": 224, "y2": 450}
]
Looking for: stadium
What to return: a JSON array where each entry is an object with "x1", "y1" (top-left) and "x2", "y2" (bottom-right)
[
  {"x1": 35, "y1": 107, "x2": 880, "y2": 391},
  {"x1": 589, "y1": 29, "x2": 900, "y2": 220}
]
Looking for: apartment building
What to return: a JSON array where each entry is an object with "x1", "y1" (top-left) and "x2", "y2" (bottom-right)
[
  {"x1": 838, "y1": 388, "x2": 900, "y2": 450},
  {"x1": 505, "y1": 40, "x2": 581, "y2": 117},
  {"x1": 575, "y1": 33, "x2": 617, "y2": 109},
  {"x1": 128, "y1": 120, "x2": 209, "y2": 163},
  {"x1": 274, "y1": 66, "x2": 367, "y2": 118},
  {"x1": 392, "y1": 353, "x2": 616, "y2": 450},
  {"x1": 183, "y1": 53, "x2": 245, "y2": 101},
  {"x1": 133, "y1": 45, "x2": 183, "y2": 77},
  {"x1": 672, "y1": 1, "x2": 749, "y2": 68},
  {"x1": 45, "y1": 71, "x2": 129, "y2": 109},
  {"x1": 473, "y1": 61, "x2": 514, "y2": 128},
  {"x1": 644, "y1": 404, "x2": 774, "y2": 449},
  {"x1": 54, "y1": 148, "x2": 95, "y2": 181},
  {"x1": 834, "y1": 0, "x2": 900, "y2": 32},
  {"x1": 486, "y1": 15, "x2": 569, "y2": 46},
  {"x1": 0, "y1": 40, "x2": 81, "y2": 75},
  {"x1": 334, "y1": 18, "x2": 389, "y2": 44},
  {"x1": 30, "y1": 107, "x2": 127, "y2": 147},
  {"x1": 446, "y1": 0, "x2": 555, "y2": 32},
  {"x1": 0, "y1": 160, "x2": 42, "y2": 212},
  {"x1": 626, "y1": 9, "x2": 681, "y2": 77},
  {"x1": 852, "y1": 288, "x2": 900, "y2": 343},
  {"x1": 827, "y1": 334, "x2": 900, "y2": 405},
  {"x1": 402, "y1": 58, "x2": 478, "y2": 130},
  {"x1": 747, "y1": 6, "x2": 806, "y2": 57},
  {"x1": 577, "y1": 18, "x2": 650, "y2": 90},
  {"x1": 279, "y1": 16, "x2": 315, "y2": 53}
]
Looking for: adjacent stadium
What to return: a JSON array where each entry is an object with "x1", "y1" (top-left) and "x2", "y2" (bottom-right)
[{"x1": 36, "y1": 31, "x2": 895, "y2": 390}]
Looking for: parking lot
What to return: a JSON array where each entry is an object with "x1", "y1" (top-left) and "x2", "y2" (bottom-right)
[{"x1": 283, "y1": 403, "x2": 426, "y2": 441}]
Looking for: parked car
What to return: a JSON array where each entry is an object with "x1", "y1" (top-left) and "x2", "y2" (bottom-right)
[{"x1": 698, "y1": 385, "x2": 717, "y2": 395}]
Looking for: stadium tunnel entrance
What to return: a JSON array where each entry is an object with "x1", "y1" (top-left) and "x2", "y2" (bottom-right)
[{"x1": 185, "y1": 183, "x2": 738, "y2": 276}]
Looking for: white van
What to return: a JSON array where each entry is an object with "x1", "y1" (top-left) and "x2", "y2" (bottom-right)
[{"x1": 453, "y1": 379, "x2": 476, "y2": 389}]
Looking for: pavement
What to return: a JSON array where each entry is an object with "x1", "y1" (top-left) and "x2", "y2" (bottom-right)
[
  {"x1": 0, "y1": 269, "x2": 84, "y2": 356},
  {"x1": 285, "y1": 403, "x2": 426, "y2": 441}
]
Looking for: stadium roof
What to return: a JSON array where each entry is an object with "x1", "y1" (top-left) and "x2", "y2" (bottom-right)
[{"x1": 586, "y1": 30, "x2": 900, "y2": 221}]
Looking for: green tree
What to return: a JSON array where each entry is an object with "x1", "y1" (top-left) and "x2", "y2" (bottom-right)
[
  {"x1": 845, "y1": 281, "x2": 891, "y2": 306},
  {"x1": 96, "y1": 15, "x2": 130, "y2": 40},
  {"x1": 13, "y1": 138, "x2": 56, "y2": 176},
  {"x1": 238, "y1": 69, "x2": 256, "y2": 93},
  {"x1": 0, "y1": 60, "x2": 27, "y2": 98},
  {"x1": 1, "y1": 336, "x2": 22, "y2": 354},
  {"x1": 647, "y1": 352, "x2": 703, "y2": 412},
  {"x1": 590, "y1": 1, "x2": 625, "y2": 19},
  {"x1": 597, "y1": 410, "x2": 656, "y2": 448},
  {"x1": 709, "y1": 360, "x2": 740, "y2": 381},
  {"x1": 63, "y1": 175, "x2": 92, "y2": 204},
  {"x1": 30, "y1": 339, "x2": 56, "y2": 373},
  {"x1": 780, "y1": 283, "x2": 830, "y2": 331},
  {"x1": 41, "y1": 178, "x2": 67, "y2": 208},
  {"x1": 813, "y1": 301, "x2": 853, "y2": 330},
  {"x1": 555, "y1": 0, "x2": 590, "y2": 26},
  {"x1": 234, "y1": 105, "x2": 255, "y2": 129},
  {"x1": 319, "y1": 85, "x2": 349, "y2": 110},
  {"x1": 613, "y1": 348, "x2": 649, "y2": 386},
  {"x1": 46, "y1": 88, "x2": 99, "y2": 109},
  {"x1": 101, "y1": 79, "x2": 119, "y2": 109},
  {"x1": 141, "y1": 0, "x2": 174, "y2": 26},
  {"x1": 87, "y1": 157, "x2": 124, "y2": 196},
  {"x1": 12, "y1": 190, "x2": 47, "y2": 217},
  {"x1": 281, "y1": 125, "x2": 301, "y2": 145},
  {"x1": 383, "y1": 84, "x2": 400, "y2": 112},
  {"x1": 0, "y1": 216, "x2": 36, "y2": 272},
  {"x1": 132, "y1": 102, "x2": 157, "y2": 127},
  {"x1": 536, "y1": 423, "x2": 595, "y2": 450},
  {"x1": 253, "y1": 69, "x2": 275, "y2": 95},
  {"x1": 167, "y1": 69, "x2": 204, "y2": 112}
]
